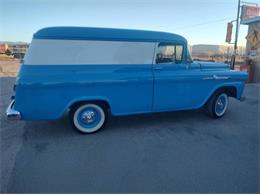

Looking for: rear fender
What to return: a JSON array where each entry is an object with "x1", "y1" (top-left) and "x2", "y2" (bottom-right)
[{"x1": 64, "y1": 96, "x2": 111, "y2": 116}]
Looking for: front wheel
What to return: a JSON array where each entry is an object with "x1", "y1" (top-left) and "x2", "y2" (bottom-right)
[
  {"x1": 206, "y1": 92, "x2": 229, "y2": 118},
  {"x1": 71, "y1": 103, "x2": 106, "y2": 133}
]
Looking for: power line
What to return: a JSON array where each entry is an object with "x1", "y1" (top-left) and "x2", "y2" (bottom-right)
[{"x1": 172, "y1": 17, "x2": 234, "y2": 30}]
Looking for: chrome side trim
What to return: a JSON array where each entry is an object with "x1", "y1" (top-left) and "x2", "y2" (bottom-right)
[
  {"x1": 203, "y1": 75, "x2": 230, "y2": 80},
  {"x1": 6, "y1": 100, "x2": 21, "y2": 120}
]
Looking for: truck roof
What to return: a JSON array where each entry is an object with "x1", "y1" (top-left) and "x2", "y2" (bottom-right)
[{"x1": 33, "y1": 27, "x2": 187, "y2": 43}]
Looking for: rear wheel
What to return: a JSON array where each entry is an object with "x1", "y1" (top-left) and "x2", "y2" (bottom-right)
[
  {"x1": 206, "y1": 92, "x2": 229, "y2": 118},
  {"x1": 70, "y1": 103, "x2": 106, "y2": 133}
]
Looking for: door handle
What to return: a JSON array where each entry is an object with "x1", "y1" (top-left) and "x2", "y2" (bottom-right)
[{"x1": 153, "y1": 67, "x2": 163, "y2": 71}]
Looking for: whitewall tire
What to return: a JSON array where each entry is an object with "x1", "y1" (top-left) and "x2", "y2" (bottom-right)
[
  {"x1": 71, "y1": 103, "x2": 106, "y2": 133},
  {"x1": 206, "y1": 92, "x2": 229, "y2": 118}
]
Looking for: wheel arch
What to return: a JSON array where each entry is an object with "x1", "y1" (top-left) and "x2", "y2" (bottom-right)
[
  {"x1": 214, "y1": 86, "x2": 237, "y2": 98},
  {"x1": 205, "y1": 85, "x2": 237, "y2": 106},
  {"x1": 65, "y1": 97, "x2": 111, "y2": 115}
]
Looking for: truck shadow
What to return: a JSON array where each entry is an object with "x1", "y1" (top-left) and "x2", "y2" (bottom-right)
[
  {"x1": 22, "y1": 108, "x2": 214, "y2": 139},
  {"x1": 106, "y1": 109, "x2": 205, "y2": 131}
]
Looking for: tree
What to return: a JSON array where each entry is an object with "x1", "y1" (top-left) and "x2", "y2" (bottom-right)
[{"x1": 5, "y1": 49, "x2": 12, "y2": 56}]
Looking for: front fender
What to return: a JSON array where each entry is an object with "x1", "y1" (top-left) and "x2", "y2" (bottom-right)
[{"x1": 200, "y1": 81, "x2": 245, "y2": 107}]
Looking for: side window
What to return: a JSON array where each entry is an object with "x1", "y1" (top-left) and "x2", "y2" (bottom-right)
[
  {"x1": 176, "y1": 45, "x2": 183, "y2": 63},
  {"x1": 156, "y1": 44, "x2": 175, "y2": 64},
  {"x1": 156, "y1": 43, "x2": 183, "y2": 64}
]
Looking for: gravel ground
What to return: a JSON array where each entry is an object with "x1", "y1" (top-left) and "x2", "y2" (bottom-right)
[
  {"x1": 0, "y1": 58, "x2": 19, "y2": 77},
  {"x1": 0, "y1": 77, "x2": 259, "y2": 193}
]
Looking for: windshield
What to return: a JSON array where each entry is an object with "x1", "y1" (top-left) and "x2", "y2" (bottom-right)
[{"x1": 187, "y1": 47, "x2": 193, "y2": 63}]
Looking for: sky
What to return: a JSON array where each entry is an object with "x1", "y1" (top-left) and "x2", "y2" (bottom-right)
[{"x1": 0, "y1": 0, "x2": 259, "y2": 45}]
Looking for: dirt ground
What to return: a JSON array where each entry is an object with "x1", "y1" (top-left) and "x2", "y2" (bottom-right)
[{"x1": 0, "y1": 55, "x2": 20, "y2": 77}]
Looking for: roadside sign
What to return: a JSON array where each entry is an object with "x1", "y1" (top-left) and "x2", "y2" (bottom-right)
[
  {"x1": 246, "y1": 27, "x2": 260, "y2": 46},
  {"x1": 241, "y1": 5, "x2": 260, "y2": 23},
  {"x1": 226, "y1": 22, "x2": 233, "y2": 43}
]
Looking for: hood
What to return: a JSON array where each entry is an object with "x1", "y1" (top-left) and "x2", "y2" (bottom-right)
[{"x1": 195, "y1": 61, "x2": 230, "y2": 70}]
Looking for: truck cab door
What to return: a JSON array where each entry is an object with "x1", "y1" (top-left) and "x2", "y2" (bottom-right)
[{"x1": 152, "y1": 42, "x2": 201, "y2": 111}]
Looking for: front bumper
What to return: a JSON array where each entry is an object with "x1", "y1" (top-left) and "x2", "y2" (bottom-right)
[{"x1": 6, "y1": 100, "x2": 21, "y2": 120}]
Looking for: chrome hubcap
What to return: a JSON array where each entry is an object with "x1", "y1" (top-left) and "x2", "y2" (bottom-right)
[
  {"x1": 217, "y1": 100, "x2": 224, "y2": 109},
  {"x1": 81, "y1": 111, "x2": 95, "y2": 123},
  {"x1": 215, "y1": 94, "x2": 228, "y2": 116}
]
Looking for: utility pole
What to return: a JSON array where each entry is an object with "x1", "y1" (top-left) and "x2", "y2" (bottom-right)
[{"x1": 231, "y1": 0, "x2": 241, "y2": 69}]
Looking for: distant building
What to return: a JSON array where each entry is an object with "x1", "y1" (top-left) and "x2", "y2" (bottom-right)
[
  {"x1": 0, "y1": 43, "x2": 8, "y2": 54},
  {"x1": 192, "y1": 44, "x2": 225, "y2": 55},
  {"x1": 241, "y1": 5, "x2": 260, "y2": 83},
  {"x1": 191, "y1": 44, "x2": 245, "y2": 63},
  {"x1": 8, "y1": 43, "x2": 29, "y2": 58}
]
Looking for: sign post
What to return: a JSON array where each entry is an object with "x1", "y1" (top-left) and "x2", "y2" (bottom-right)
[{"x1": 231, "y1": 0, "x2": 241, "y2": 70}]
